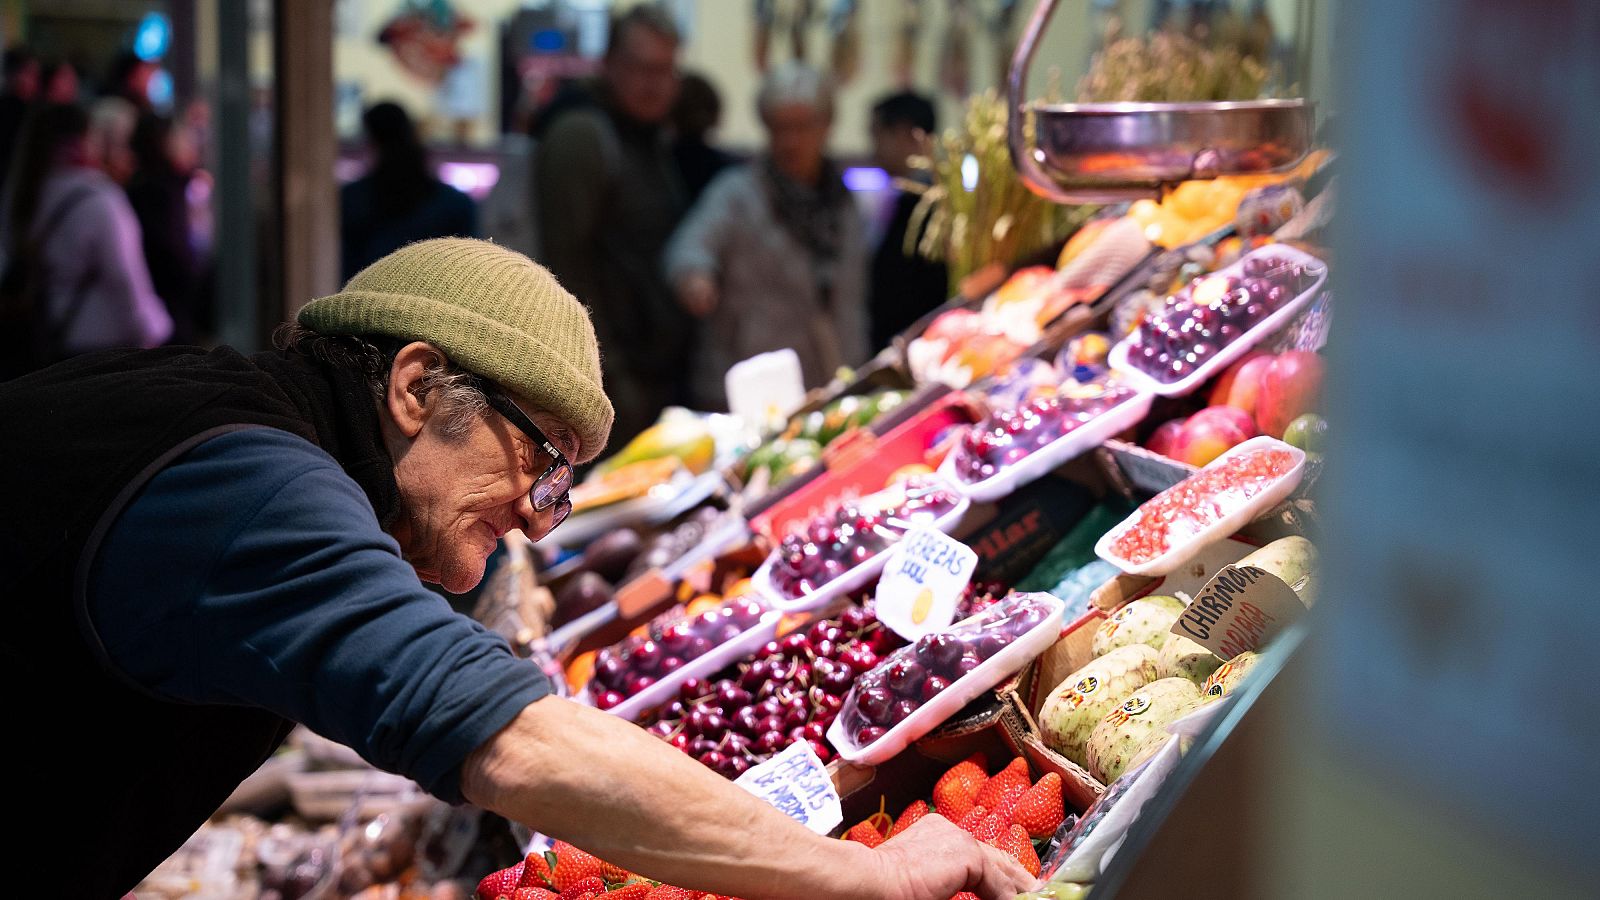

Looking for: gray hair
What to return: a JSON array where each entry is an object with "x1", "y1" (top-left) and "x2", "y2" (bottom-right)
[
  {"x1": 756, "y1": 62, "x2": 834, "y2": 121},
  {"x1": 274, "y1": 324, "x2": 488, "y2": 440}
]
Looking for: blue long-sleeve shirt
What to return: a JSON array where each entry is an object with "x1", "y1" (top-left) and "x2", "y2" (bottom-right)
[{"x1": 87, "y1": 427, "x2": 551, "y2": 801}]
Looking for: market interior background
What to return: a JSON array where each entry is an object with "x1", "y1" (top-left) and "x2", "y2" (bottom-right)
[{"x1": 3, "y1": 0, "x2": 1595, "y2": 897}]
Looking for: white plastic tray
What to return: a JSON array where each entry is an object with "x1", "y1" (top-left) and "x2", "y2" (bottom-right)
[
  {"x1": 1094, "y1": 436, "x2": 1306, "y2": 577},
  {"x1": 1107, "y1": 245, "x2": 1328, "y2": 397},
  {"x1": 828, "y1": 593, "x2": 1066, "y2": 765},
  {"x1": 939, "y1": 391, "x2": 1155, "y2": 503},
  {"x1": 594, "y1": 610, "x2": 783, "y2": 723},
  {"x1": 750, "y1": 492, "x2": 972, "y2": 615},
  {"x1": 552, "y1": 468, "x2": 727, "y2": 548}
]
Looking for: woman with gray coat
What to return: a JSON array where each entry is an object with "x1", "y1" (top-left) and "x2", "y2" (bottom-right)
[{"x1": 665, "y1": 63, "x2": 868, "y2": 409}]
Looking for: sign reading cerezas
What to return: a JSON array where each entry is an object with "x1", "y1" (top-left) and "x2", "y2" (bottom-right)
[
  {"x1": 1172, "y1": 564, "x2": 1307, "y2": 659},
  {"x1": 875, "y1": 527, "x2": 978, "y2": 642},
  {"x1": 733, "y1": 740, "x2": 843, "y2": 835}
]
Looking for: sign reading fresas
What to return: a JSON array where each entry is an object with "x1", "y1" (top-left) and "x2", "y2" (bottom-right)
[
  {"x1": 733, "y1": 740, "x2": 842, "y2": 835},
  {"x1": 875, "y1": 526, "x2": 977, "y2": 642},
  {"x1": 1172, "y1": 564, "x2": 1307, "y2": 659}
]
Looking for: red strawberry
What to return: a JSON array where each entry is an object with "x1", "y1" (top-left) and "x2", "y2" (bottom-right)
[
  {"x1": 952, "y1": 894, "x2": 981, "y2": 900},
  {"x1": 972, "y1": 812, "x2": 1006, "y2": 845},
  {"x1": 973, "y1": 758, "x2": 1030, "y2": 812},
  {"x1": 845, "y1": 819, "x2": 887, "y2": 848},
  {"x1": 956, "y1": 804, "x2": 989, "y2": 835},
  {"x1": 548, "y1": 843, "x2": 607, "y2": 891},
  {"x1": 478, "y1": 861, "x2": 527, "y2": 899},
  {"x1": 511, "y1": 889, "x2": 558, "y2": 900},
  {"x1": 604, "y1": 885, "x2": 653, "y2": 900},
  {"x1": 521, "y1": 851, "x2": 555, "y2": 888},
  {"x1": 644, "y1": 888, "x2": 699, "y2": 900},
  {"x1": 1011, "y1": 772, "x2": 1066, "y2": 839},
  {"x1": 600, "y1": 860, "x2": 634, "y2": 883},
  {"x1": 933, "y1": 753, "x2": 989, "y2": 821},
  {"x1": 887, "y1": 800, "x2": 929, "y2": 839},
  {"x1": 995, "y1": 825, "x2": 1042, "y2": 878},
  {"x1": 557, "y1": 876, "x2": 605, "y2": 900}
]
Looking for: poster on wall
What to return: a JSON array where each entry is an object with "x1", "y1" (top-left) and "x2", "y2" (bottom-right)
[{"x1": 377, "y1": 0, "x2": 475, "y2": 85}]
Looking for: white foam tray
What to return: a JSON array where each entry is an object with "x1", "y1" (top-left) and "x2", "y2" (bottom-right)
[
  {"x1": 587, "y1": 610, "x2": 783, "y2": 723},
  {"x1": 1107, "y1": 245, "x2": 1328, "y2": 397},
  {"x1": 751, "y1": 488, "x2": 971, "y2": 615},
  {"x1": 552, "y1": 468, "x2": 727, "y2": 549},
  {"x1": 828, "y1": 593, "x2": 1066, "y2": 765},
  {"x1": 939, "y1": 390, "x2": 1155, "y2": 503},
  {"x1": 1094, "y1": 436, "x2": 1306, "y2": 577}
]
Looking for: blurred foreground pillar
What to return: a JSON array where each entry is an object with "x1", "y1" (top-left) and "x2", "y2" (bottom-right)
[{"x1": 274, "y1": 0, "x2": 337, "y2": 319}]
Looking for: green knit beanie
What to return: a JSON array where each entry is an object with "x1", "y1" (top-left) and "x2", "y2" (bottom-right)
[{"x1": 298, "y1": 238, "x2": 614, "y2": 462}]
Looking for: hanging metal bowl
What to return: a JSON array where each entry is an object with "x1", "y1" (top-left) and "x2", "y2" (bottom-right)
[{"x1": 1007, "y1": 2, "x2": 1315, "y2": 203}]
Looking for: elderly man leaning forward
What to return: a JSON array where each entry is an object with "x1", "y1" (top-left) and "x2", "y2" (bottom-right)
[{"x1": 0, "y1": 239, "x2": 1033, "y2": 900}]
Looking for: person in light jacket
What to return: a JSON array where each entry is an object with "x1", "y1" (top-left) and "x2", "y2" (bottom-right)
[
  {"x1": 665, "y1": 62, "x2": 868, "y2": 409},
  {"x1": 0, "y1": 103, "x2": 170, "y2": 368}
]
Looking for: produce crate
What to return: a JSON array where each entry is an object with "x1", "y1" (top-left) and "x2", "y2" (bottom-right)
[
  {"x1": 747, "y1": 390, "x2": 977, "y2": 543},
  {"x1": 826, "y1": 692, "x2": 1087, "y2": 831},
  {"x1": 737, "y1": 379, "x2": 950, "y2": 516},
  {"x1": 998, "y1": 610, "x2": 1112, "y2": 812}
]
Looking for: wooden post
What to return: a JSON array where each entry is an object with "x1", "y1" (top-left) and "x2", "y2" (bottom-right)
[{"x1": 274, "y1": 0, "x2": 338, "y2": 320}]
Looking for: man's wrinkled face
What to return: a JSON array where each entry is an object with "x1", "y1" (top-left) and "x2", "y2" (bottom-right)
[
  {"x1": 604, "y1": 26, "x2": 679, "y2": 125},
  {"x1": 381, "y1": 344, "x2": 581, "y2": 593}
]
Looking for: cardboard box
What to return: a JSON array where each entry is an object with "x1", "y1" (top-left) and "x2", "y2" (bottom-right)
[{"x1": 827, "y1": 687, "x2": 1101, "y2": 830}]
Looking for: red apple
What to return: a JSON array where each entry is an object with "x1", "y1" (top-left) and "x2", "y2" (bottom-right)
[
  {"x1": 1256, "y1": 350, "x2": 1326, "y2": 438},
  {"x1": 1208, "y1": 351, "x2": 1274, "y2": 418},
  {"x1": 1145, "y1": 417, "x2": 1187, "y2": 459},
  {"x1": 1173, "y1": 406, "x2": 1257, "y2": 467}
]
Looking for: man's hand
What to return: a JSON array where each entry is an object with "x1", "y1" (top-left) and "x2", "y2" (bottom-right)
[
  {"x1": 464, "y1": 699, "x2": 1039, "y2": 900},
  {"x1": 870, "y1": 814, "x2": 1039, "y2": 900},
  {"x1": 676, "y1": 272, "x2": 719, "y2": 318}
]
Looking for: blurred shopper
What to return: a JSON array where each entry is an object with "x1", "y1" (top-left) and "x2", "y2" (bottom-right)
[
  {"x1": 340, "y1": 101, "x2": 478, "y2": 282},
  {"x1": 88, "y1": 96, "x2": 139, "y2": 185},
  {"x1": 671, "y1": 71, "x2": 736, "y2": 207},
  {"x1": 40, "y1": 59, "x2": 78, "y2": 105},
  {"x1": 0, "y1": 47, "x2": 40, "y2": 194},
  {"x1": 665, "y1": 62, "x2": 867, "y2": 409},
  {"x1": 867, "y1": 91, "x2": 949, "y2": 347},
  {"x1": 127, "y1": 112, "x2": 203, "y2": 344},
  {"x1": 534, "y1": 4, "x2": 689, "y2": 445},
  {"x1": 0, "y1": 103, "x2": 171, "y2": 378}
]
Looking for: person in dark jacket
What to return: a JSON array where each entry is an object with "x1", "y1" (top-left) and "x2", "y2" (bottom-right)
[
  {"x1": 0, "y1": 46, "x2": 40, "y2": 194},
  {"x1": 126, "y1": 112, "x2": 204, "y2": 343},
  {"x1": 670, "y1": 71, "x2": 737, "y2": 207},
  {"x1": 533, "y1": 4, "x2": 690, "y2": 448},
  {"x1": 867, "y1": 91, "x2": 949, "y2": 348},
  {"x1": 0, "y1": 238, "x2": 1032, "y2": 900},
  {"x1": 340, "y1": 101, "x2": 478, "y2": 281}
]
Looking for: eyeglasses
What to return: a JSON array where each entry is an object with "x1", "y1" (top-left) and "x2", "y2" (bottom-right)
[{"x1": 476, "y1": 380, "x2": 574, "y2": 537}]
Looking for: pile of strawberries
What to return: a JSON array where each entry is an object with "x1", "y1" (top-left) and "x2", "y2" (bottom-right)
[
  {"x1": 478, "y1": 756, "x2": 1065, "y2": 900},
  {"x1": 841, "y1": 754, "x2": 1066, "y2": 897},
  {"x1": 475, "y1": 841, "x2": 745, "y2": 900}
]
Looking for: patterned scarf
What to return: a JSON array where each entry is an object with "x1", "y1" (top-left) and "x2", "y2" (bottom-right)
[{"x1": 760, "y1": 156, "x2": 852, "y2": 306}]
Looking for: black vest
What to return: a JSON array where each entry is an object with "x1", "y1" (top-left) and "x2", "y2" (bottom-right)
[{"x1": 0, "y1": 346, "x2": 401, "y2": 897}]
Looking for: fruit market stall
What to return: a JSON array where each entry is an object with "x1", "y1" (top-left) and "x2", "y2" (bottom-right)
[{"x1": 134, "y1": 15, "x2": 1336, "y2": 898}]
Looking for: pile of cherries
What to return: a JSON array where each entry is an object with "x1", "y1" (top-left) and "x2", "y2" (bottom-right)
[
  {"x1": 1127, "y1": 252, "x2": 1319, "y2": 384},
  {"x1": 644, "y1": 603, "x2": 902, "y2": 778},
  {"x1": 952, "y1": 386, "x2": 1135, "y2": 484},
  {"x1": 768, "y1": 478, "x2": 960, "y2": 600},
  {"x1": 839, "y1": 594, "x2": 1056, "y2": 749},
  {"x1": 589, "y1": 595, "x2": 768, "y2": 710}
]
